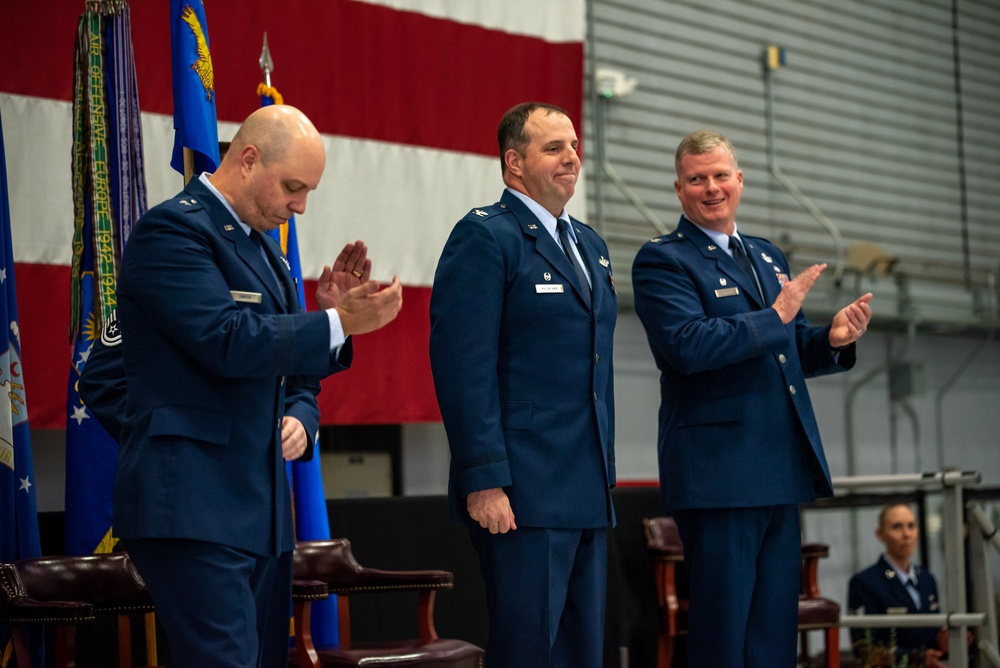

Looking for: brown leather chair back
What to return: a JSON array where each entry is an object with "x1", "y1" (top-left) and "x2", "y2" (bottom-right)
[{"x1": 0, "y1": 552, "x2": 157, "y2": 668}]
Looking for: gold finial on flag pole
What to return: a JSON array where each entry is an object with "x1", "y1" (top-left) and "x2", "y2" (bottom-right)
[{"x1": 257, "y1": 33, "x2": 283, "y2": 104}]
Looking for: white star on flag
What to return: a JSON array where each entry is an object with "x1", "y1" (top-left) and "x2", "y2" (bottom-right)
[
  {"x1": 71, "y1": 404, "x2": 90, "y2": 425},
  {"x1": 19, "y1": 476, "x2": 31, "y2": 492}
]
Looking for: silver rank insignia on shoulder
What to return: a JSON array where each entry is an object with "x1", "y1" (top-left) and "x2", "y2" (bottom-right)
[
  {"x1": 473, "y1": 209, "x2": 488, "y2": 217},
  {"x1": 761, "y1": 253, "x2": 773, "y2": 263},
  {"x1": 707, "y1": 245, "x2": 717, "y2": 251},
  {"x1": 527, "y1": 224, "x2": 538, "y2": 229},
  {"x1": 649, "y1": 237, "x2": 660, "y2": 243},
  {"x1": 599, "y1": 256, "x2": 610, "y2": 268},
  {"x1": 677, "y1": 232, "x2": 685, "y2": 238},
  {"x1": 543, "y1": 272, "x2": 552, "y2": 281},
  {"x1": 224, "y1": 224, "x2": 234, "y2": 231},
  {"x1": 180, "y1": 199, "x2": 193, "y2": 206}
]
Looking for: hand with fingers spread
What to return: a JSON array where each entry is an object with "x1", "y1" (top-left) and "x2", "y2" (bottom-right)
[
  {"x1": 315, "y1": 241, "x2": 372, "y2": 310},
  {"x1": 772, "y1": 263, "x2": 826, "y2": 324}
]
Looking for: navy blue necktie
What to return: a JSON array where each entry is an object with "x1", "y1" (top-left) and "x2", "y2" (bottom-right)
[
  {"x1": 729, "y1": 235, "x2": 763, "y2": 302},
  {"x1": 905, "y1": 578, "x2": 921, "y2": 610},
  {"x1": 251, "y1": 231, "x2": 287, "y2": 309},
  {"x1": 557, "y1": 219, "x2": 591, "y2": 308}
]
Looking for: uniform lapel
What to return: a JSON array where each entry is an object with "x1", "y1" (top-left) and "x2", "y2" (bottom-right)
[
  {"x1": 680, "y1": 218, "x2": 763, "y2": 308},
  {"x1": 257, "y1": 235, "x2": 294, "y2": 312},
  {"x1": 187, "y1": 180, "x2": 289, "y2": 310},
  {"x1": 575, "y1": 225, "x2": 604, "y2": 312},
  {"x1": 879, "y1": 556, "x2": 919, "y2": 612},
  {"x1": 502, "y1": 191, "x2": 589, "y2": 305},
  {"x1": 742, "y1": 237, "x2": 777, "y2": 305}
]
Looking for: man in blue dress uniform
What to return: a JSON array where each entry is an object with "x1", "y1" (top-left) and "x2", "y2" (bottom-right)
[
  {"x1": 81, "y1": 105, "x2": 402, "y2": 667},
  {"x1": 632, "y1": 130, "x2": 873, "y2": 666},
  {"x1": 429, "y1": 102, "x2": 617, "y2": 667}
]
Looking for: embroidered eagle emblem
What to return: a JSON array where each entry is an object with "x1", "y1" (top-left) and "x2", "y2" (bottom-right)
[{"x1": 181, "y1": 5, "x2": 215, "y2": 101}]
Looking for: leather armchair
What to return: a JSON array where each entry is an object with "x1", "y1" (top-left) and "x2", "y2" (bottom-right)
[{"x1": 290, "y1": 538, "x2": 484, "y2": 668}]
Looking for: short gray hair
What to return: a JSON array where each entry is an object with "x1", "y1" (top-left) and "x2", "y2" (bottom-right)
[{"x1": 674, "y1": 130, "x2": 738, "y2": 176}]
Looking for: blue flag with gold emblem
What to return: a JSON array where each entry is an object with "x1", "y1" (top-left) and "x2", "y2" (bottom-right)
[
  {"x1": 65, "y1": 4, "x2": 146, "y2": 556},
  {"x1": 260, "y1": 83, "x2": 339, "y2": 648},
  {"x1": 170, "y1": 0, "x2": 220, "y2": 176},
  {"x1": 0, "y1": 105, "x2": 45, "y2": 668}
]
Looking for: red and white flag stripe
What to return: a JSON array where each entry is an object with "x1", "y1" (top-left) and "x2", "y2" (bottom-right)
[{"x1": 2, "y1": 0, "x2": 584, "y2": 426}]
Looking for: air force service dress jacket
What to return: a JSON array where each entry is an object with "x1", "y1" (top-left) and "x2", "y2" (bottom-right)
[
  {"x1": 429, "y1": 189, "x2": 617, "y2": 529},
  {"x1": 848, "y1": 555, "x2": 942, "y2": 656},
  {"x1": 80, "y1": 177, "x2": 352, "y2": 557},
  {"x1": 632, "y1": 216, "x2": 853, "y2": 512}
]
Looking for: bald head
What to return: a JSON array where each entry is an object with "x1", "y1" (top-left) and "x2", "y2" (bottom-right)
[
  {"x1": 226, "y1": 105, "x2": 323, "y2": 169},
  {"x1": 210, "y1": 105, "x2": 326, "y2": 232}
]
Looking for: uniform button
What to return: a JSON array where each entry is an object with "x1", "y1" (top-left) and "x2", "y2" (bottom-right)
[
  {"x1": 778, "y1": 354, "x2": 787, "y2": 364},
  {"x1": 789, "y1": 385, "x2": 797, "y2": 395}
]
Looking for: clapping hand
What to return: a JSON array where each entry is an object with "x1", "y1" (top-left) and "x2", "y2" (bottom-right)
[{"x1": 315, "y1": 241, "x2": 372, "y2": 309}]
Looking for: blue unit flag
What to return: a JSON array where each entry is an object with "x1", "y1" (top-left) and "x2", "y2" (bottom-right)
[{"x1": 170, "y1": 0, "x2": 220, "y2": 176}]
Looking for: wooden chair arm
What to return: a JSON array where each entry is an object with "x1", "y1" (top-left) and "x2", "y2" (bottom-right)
[
  {"x1": 327, "y1": 567, "x2": 454, "y2": 596},
  {"x1": 292, "y1": 579, "x2": 329, "y2": 601}
]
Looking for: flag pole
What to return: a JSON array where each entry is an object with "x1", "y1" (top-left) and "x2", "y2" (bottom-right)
[
  {"x1": 256, "y1": 33, "x2": 338, "y2": 648},
  {"x1": 184, "y1": 148, "x2": 195, "y2": 185}
]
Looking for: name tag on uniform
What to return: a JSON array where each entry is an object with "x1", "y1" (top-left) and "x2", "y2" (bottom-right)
[
  {"x1": 887, "y1": 607, "x2": 908, "y2": 614},
  {"x1": 535, "y1": 284, "x2": 564, "y2": 294},
  {"x1": 230, "y1": 290, "x2": 262, "y2": 303},
  {"x1": 714, "y1": 287, "x2": 740, "y2": 298}
]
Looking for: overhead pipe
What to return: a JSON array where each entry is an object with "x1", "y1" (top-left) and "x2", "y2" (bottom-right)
[
  {"x1": 763, "y1": 46, "x2": 845, "y2": 287},
  {"x1": 592, "y1": 68, "x2": 668, "y2": 236}
]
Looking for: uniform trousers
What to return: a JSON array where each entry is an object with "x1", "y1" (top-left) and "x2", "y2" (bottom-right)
[
  {"x1": 469, "y1": 525, "x2": 607, "y2": 668},
  {"x1": 672, "y1": 504, "x2": 801, "y2": 668},
  {"x1": 125, "y1": 538, "x2": 293, "y2": 668}
]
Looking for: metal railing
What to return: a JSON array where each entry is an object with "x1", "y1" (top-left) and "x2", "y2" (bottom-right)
[{"x1": 968, "y1": 501, "x2": 1000, "y2": 666}]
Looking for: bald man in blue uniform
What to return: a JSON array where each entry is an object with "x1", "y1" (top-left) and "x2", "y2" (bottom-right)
[{"x1": 80, "y1": 105, "x2": 401, "y2": 667}]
